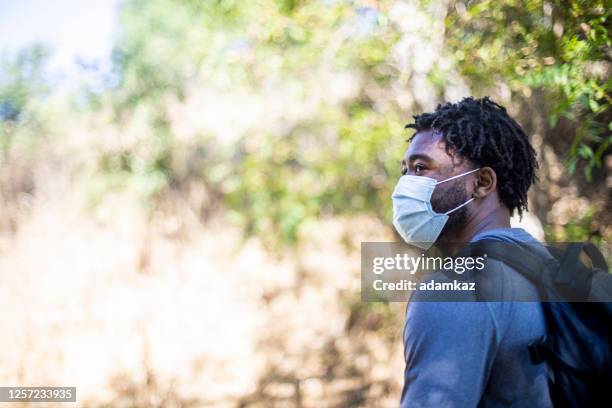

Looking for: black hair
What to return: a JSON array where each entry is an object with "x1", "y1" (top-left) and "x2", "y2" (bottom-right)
[{"x1": 405, "y1": 96, "x2": 538, "y2": 217}]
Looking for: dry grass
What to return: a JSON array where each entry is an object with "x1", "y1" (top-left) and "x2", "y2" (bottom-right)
[{"x1": 0, "y1": 184, "x2": 404, "y2": 407}]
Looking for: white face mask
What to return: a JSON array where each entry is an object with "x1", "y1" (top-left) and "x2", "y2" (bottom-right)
[{"x1": 391, "y1": 168, "x2": 480, "y2": 249}]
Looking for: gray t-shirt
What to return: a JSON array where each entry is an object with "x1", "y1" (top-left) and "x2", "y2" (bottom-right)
[{"x1": 400, "y1": 228, "x2": 552, "y2": 407}]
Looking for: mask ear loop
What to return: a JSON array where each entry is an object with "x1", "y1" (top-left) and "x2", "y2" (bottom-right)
[
  {"x1": 444, "y1": 197, "x2": 475, "y2": 215},
  {"x1": 434, "y1": 167, "x2": 480, "y2": 185},
  {"x1": 433, "y1": 167, "x2": 480, "y2": 214}
]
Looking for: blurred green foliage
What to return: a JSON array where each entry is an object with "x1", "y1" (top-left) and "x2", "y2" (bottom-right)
[
  {"x1": 1, "y1": 0, "x2": 609, "y2": 246},
  {"x1": 210, "y1": 1, "x2": 405, "y2": 246},
  {"x1": 445, "y1": 0, "x2": 610, "y2": 181},
  {"x1": 224, "y1": 110, "x2": 405, "y2": 246},
  {"x1": 0, "y1": 45, "x2": 50, "y2": 156},
  {"x1": 544, "y1": 206, "x2": 598, "y2": 241},
  {"x1": 91, "y1": 0, "x2": 612, "y2": 246},
  {"x1": 99, "y1": 0, "x2": 407, "y2": 247}
]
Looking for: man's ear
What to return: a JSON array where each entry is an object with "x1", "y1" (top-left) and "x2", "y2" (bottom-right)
[{"x1": 473, "y1": 167, "x2": 497, "y2": 198}]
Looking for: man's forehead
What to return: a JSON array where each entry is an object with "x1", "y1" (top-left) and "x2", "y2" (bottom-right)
[{"x1": 403, "y1": 129, "x2": 447, "y2": 160}]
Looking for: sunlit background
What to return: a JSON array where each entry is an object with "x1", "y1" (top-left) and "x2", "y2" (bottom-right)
[{"x1": 0, "y1": 0, "x2": 610, "y2": 406}]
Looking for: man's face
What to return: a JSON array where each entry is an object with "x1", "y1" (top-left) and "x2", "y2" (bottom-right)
[{"x1": 401, "y1": 129, "x2": 476, "y2": 239}]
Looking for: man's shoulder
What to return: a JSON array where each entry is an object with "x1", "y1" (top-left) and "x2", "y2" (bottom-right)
[{"x1": 470, "y1": 227, "x2": 538, "y2": 244}]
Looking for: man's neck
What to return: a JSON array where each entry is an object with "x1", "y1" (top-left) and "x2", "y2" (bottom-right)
[{"x1": 441, "y1": 205, "x2": 511, "y2": 254}]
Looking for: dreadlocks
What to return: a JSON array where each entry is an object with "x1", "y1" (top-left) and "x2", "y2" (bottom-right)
[{"x1": 405, "y1": 96, "x2": 538, "y2": 217}]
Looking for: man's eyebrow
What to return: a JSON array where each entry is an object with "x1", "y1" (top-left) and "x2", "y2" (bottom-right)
[{"x1": 406, "y1": 153, "x2": 434, "y2": 163}]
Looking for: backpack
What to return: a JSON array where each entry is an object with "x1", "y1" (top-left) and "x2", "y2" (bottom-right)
[{"x1": 460, "y1": 240, "x2": 612, "y2": 408}]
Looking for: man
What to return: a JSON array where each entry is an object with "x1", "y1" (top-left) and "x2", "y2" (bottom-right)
[{"x1": 394, "y1": 97, "x2": 553, "y2": 407}]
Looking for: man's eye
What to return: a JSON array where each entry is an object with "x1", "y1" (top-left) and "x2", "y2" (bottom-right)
[
  {"x1": 414, "y1": 164, "x2": 425, "y2": 174},
  {"x1": 401, "y1": 167, "x2": 408, "y2": 176}
]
